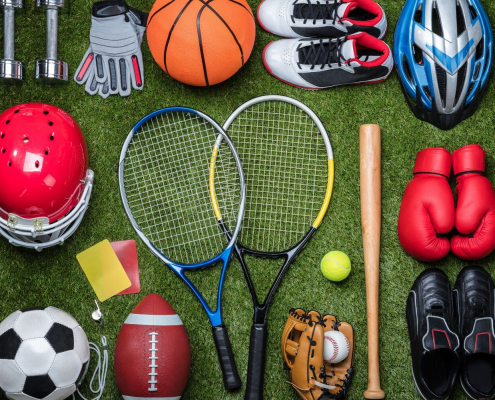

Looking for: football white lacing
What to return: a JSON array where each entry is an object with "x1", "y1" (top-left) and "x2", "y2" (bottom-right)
[{"x1": 148, "y1": 332, "x2": 159, "y2": 392}]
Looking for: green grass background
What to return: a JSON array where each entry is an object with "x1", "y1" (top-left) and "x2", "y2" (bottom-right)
[{"x1": 1, "y1": 0, "x2": 495, "y2": 398}]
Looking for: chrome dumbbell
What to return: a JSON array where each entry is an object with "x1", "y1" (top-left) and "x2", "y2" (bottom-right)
[
  {"x1": 35, "y1": 0, "x2": 69, "y2": 82},
  {"x1": 0, "y1": 0, "x2": 23, "y2": 82}
]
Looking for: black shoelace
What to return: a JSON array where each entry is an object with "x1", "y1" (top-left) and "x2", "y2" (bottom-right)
[
  {"x1": 297, "y1": 37, "x2": 348, "y2": 70},
  {"x1": 292, "y1": 0, "x2": 342, "y2": 25},
  {"x1": 468, "y1": 300, "x2": 488, "y2": 321},
  {"x1": 426, "y1": 303, "x2": 447, "y2": 318}
]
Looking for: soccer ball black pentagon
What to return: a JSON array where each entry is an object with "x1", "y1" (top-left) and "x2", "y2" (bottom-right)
[{"x1": 0, "y1": 307, "x2": 90, "y2": 400}]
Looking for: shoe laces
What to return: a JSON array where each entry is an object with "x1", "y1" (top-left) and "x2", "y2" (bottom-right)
[
  {"x1": 468, "y1": 299, "x2": 488, "y2": 321},
  {"x1": 426, "y1": 302, "x2": 447, "y2": 318},
  {"x1": 297, "y1": 37, "x2": 349, "y2": 70},
  {"x1": 291, "y1": 0, "x2": 342, "y2": 25}
]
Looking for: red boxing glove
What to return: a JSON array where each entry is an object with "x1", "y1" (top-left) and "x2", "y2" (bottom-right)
[
  {"x1": 451, "y1": 144, "x2": 495, "y2": 260},
  {"x1": 398, "y1": 148, "x2": 454, "y2": 262}
]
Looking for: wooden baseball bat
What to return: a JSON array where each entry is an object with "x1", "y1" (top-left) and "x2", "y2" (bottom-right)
[{"x1": 359, "y1": 124, "x2": 385, "y2": 400}]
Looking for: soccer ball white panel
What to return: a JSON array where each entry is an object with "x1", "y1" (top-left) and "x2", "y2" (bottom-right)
[
  {"x1": 0, "y1": 311, "x2": 21, "y2": 336},
  {"x1": 15, "y1": 339, "x2": 55, "y2": 376},
  {"x1": 73, "y1": 326, "x2": 90, "y2": 363},
  {"x1": 49, "y1": 351, "x2": 82, "y2": 387},
  {"x1": 44, "y1": 307, "x2": 79, "y2": 329},
  {"x1": 0, "y1": 359, "x2": 25, "y2": 392},
  {"x1": 5, "y1": 393, "x2": 37, "y2": 400},
  {"x1": 14, "y1": 311, "x2": 54, "y2": 340}
]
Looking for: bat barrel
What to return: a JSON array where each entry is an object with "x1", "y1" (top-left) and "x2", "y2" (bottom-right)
[{"x1": 359, "y1": 124, "x2": 385, "y2": 400}]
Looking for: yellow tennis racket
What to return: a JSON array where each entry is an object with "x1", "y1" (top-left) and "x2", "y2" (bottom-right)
[{"x1": 221, "y1": 95, "x2": 334, "y2": 400}]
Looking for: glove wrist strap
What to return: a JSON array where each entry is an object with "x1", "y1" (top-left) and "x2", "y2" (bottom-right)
[
  {"x1": 413, "y1": 147, "x2": 451, "y2": 178},
  {"x1": 92, "y1": 0, "x2": 128, "y2": 18},
  {"x1": 128, "y1": 6, "x2": 148, "y2": 27},
  {"x1": 453, "y1": 144, "x2": 485, "y2": 177}
]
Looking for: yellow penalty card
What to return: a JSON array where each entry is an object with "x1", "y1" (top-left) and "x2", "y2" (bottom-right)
[{"x1": 77, "y1": 240, "x2": 131, "y2": 302}]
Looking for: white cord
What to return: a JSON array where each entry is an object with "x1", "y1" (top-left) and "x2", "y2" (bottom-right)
[{"x1": 73, "y1": 336, "x2": 108, "y2": 400}]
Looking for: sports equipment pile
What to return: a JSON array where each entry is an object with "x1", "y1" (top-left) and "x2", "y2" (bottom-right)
[{"x1": 1, "y1": 0, "x2": 495, "y2": 399}]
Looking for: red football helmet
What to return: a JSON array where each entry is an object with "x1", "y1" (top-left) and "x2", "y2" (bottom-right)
[{"x1": 0, "y1": 103, "x2": 94, "y2": 250}]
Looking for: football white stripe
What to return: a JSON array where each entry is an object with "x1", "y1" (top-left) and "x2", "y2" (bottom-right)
[
  {"x1": 123, "y1": 397, "x2": 180, "y2": 400},
  {"x1": 124, "y1": 313, "x2": 183, "y2": 326}
]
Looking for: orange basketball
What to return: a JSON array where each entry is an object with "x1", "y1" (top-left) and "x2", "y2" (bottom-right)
[{"x1": 147, "y1": 0, "x2": 256, "y2": 87}]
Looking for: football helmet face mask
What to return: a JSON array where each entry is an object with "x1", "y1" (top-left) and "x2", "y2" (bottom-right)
[{"x1": 0, "y1": 103, "x2": 94, "y2": 251}]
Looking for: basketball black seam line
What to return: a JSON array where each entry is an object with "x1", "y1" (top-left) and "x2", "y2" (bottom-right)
[
  {"x1": 228, "y1": 0, "x2": 253, "y2": 15},
  {"x1": 148, "y1": 0, "x2": 176, "y2": 26},
  {"x1": 200, "y1": 0, "x2": 245, "y2": 65},
  {"x1": 164, "y1": 0, "x2": 194, "y2": 74},
  {"x1": 197, "y1": 0, "x2": 214, "y2": 86}
]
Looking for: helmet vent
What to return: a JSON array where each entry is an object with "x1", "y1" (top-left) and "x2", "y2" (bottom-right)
[
  {"x1": 8, "y1": 161, "x2": 11, "y2": 167},
  {"x1": 423, "y1": 86, "x2": 432, "y2": 101},
  {"x1": 23, "y1": 137, "x2": 29, "y2": 143},
  {"x1": 456, "y1": 3, "x2": 466, "y2": 36},
  {"x1": 476, "y1": 38, "x2": 484, "y2": 60},
  {"x1": 45, "y1": 148, "x2": 49, "y2": 155},
  {"x1": 473, "y1": 62, "x2": 481, "y2": 80},
  {"x1": 14, "y1": 110, "x2": 19, "y2": 114},
  {"x1": 469, "y1": 4, "x2": 477, "y2": 19},
  {"x1": 454, "y1": 63, "x2": 467, "y2": 106},
  {"x1": 431, "y1": 4, "x2": 443, "y2": 37},
  {"x1": 414, "y1": 4, "x2": 422, "y2": 23},
  {"x1": 35, "y1": 161, "x2": 39, "y2": 168},
  {"x1": 1, "y1": 133, "x2": 4, "y2": 139},
  {"x1": 5, "y1": 120, "x2": 10, "y2": 125},
  {"x1": 435, "y1": 64, "x2": 447, "y2": 107},
  {"x1": 43, "y1": 111, "x2": 49, "y2": 115},
  {"x1": 403, "y1": 55, "x2": 413, "y2": 84},
  {"x1": 413, "y1": 44, "x2": 423, "y2": 65},
  {"x1": 1, "y1": 148, "x2": 5, "y2": 154},
  {"x1": 50, "y1": 133, "x2": 54, "y2": 141},
  {"x1": 48, "y1": 121, "x2": 53, "y2": 126}
]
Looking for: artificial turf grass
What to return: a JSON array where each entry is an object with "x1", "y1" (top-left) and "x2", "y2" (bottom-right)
[{"x1": 1, "y1": 0, "x2": 495, "y2": 399}]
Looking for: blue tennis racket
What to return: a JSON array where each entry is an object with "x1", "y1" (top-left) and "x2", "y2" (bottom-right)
[{"x1": 119, "y1": 107, "x2": 246, "y2": 390}]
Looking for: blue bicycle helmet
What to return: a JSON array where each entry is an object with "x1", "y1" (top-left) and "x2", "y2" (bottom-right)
[{"x1": 394, "y1": 0, "x2": 493, "y2": 130}]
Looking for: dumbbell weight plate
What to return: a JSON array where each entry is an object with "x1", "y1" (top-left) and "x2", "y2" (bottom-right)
[
  {"x1": 0, "y1": 59, "x2": 22, "y2": 81},
  {"x1": 36, "y1": 0, "x2": 69, "y2": 12},
  {"x1": 35, "y1": 59, "x2": 67, "y2": 82},
  {"x1": 0, "y1": 0, "x2": 22, "y2": 8}
]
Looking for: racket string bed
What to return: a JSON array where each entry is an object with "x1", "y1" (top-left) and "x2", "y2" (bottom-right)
[
  {"x1": 229, "y1": 101, "x2": 328, "y2": 253},
  {"x1": 122, "y1": 111, "x2": 241, "y2": 265}
]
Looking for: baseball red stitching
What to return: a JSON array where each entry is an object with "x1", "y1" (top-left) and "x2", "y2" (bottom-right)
[{"x1": 324, "y1": 335, "x2": 339, "y2": 363}]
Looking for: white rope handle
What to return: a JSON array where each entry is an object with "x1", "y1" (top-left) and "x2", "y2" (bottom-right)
[{"x1": 74, "y1": 336, "x2": 108, "y2": 400}]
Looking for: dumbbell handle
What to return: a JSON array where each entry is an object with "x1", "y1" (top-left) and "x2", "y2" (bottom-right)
[
  {"x1": 46, "y1": 6, "x2": 57, "y2": 60},
  {"x1": 3, "y1": 6, "x2": 14, "y2": 60}
]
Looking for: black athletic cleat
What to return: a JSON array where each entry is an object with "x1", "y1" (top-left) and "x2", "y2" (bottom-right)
[
  {"x1": 454, "y1": 265, "x2": 495, "y2": 400},
  {"x1": 406, "y1": 268, "x2": 460, "y2": 400}
]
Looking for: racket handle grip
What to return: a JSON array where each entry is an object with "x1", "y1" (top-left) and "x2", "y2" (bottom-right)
[
  {"x1": 212, "y1": 325, "x2": 242, "y2": 391},
  {"x1": 244, "y1": 323, "x2": 268, "y2": 400}
]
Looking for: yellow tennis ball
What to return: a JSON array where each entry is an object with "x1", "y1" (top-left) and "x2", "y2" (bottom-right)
[{"x1": 321, "y1": 251, "x2": 351, "y2": 282}]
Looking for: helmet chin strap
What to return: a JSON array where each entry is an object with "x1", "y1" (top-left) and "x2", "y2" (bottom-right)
[{"x1": 74, "y1": 300, "x2": 109, "y2": 400}]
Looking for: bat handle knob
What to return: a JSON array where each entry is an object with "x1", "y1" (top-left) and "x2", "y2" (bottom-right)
[{"x1": 364, "y1": 388, "x2": 385, "y2": 399}]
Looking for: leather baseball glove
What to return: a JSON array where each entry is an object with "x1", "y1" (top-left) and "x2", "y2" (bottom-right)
[{"x1": 281, "y1": 308, "x2": 355, "y2": 400}]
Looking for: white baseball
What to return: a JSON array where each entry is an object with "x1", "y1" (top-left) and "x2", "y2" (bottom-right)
[{"x1": 323, "y1": 331, "x2": 350, "y2": 364}]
